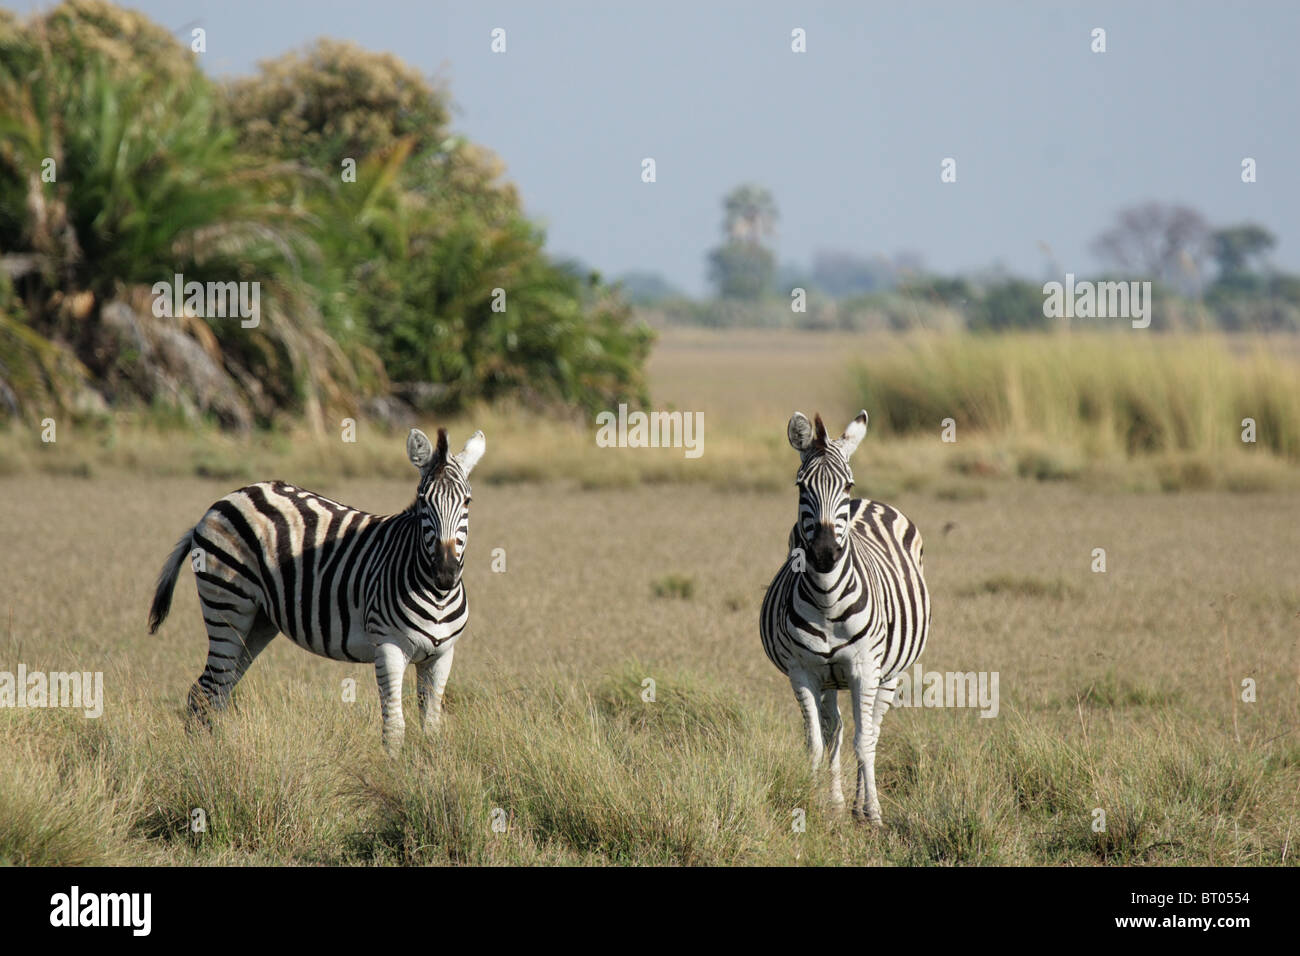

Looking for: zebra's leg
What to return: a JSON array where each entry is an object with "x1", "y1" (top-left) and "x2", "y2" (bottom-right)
[
  {"x1": 820, "y1": 688, "x2": 845, "y2": 808},
  {"x1": 373, "y1": 641, "x2": 410, "y2": 755},
  {"x1": 849, "y1": 670, "x2": 884, "y2": 825},
  {"x1": 188, "y1": 604, "x2": 277, "y2": 728},
  {"x1": 416, "y1": 647, "x2": 455, "y2": 733},
  {"x1": 789, "y1": 670, "x2": 824, "y2": 772},
  {"x1": 871, "y1": 676, "x2": 899, "y2": 750}
]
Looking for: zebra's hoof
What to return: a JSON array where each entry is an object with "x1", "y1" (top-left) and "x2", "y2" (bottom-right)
[{"x1": 852, "y1": 807, "x2": 884, "y2": 827}]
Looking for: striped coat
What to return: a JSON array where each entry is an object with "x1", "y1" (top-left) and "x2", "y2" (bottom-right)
[
  {"x1": 760, "y1": 410, "x2": 930, "y2": 824},
  {"x1": 147, "y1": 427, "x2": 484, "y2": 752}
]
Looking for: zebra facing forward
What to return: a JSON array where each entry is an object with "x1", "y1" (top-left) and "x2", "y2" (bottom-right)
[
  {"x1": 147, "y1": 427, "x2": 485, "y2": 753},
  {"x1": 760, "y1": 410, "x2": 930, "y2": 824}
]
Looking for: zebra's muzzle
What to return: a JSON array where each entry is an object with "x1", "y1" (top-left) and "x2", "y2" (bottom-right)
[
  {"x1": 433, "y1": 540, "x2": 461, "y2": 591},
  {"x1": 807, "y1": 522, "x2": 841, "y2": 572}
]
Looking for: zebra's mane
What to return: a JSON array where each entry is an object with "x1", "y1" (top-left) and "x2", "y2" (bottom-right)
[
  {"x1": 418, "y1": 455, "x2": 471, "y2": 499},
  {"x1": 404, "y1": 428, "x2": 471, "y2": 515},
  {"x1": 810, "y1": 413, "x2": 830, "y2": 451},
  {"x1": 796, "y1": 416, "x2": 854, "y2": 486}
]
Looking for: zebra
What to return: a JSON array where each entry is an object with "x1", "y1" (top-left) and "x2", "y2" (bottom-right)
[
  {"x1": 760, "y1": 410, "x2": 930, "y2": 824},
  {"x1": 147, "y1": 426, "x2": 485, "y2": 753}
]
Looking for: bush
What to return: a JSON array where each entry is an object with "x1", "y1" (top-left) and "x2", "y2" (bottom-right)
[{"x1": 0, "y1": 5, "x2": 651, "y2": 428}]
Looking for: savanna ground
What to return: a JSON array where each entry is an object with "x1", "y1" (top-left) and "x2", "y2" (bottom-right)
[{"x1": 1, "y1": 329, "x2": 1298, "y2": 865}]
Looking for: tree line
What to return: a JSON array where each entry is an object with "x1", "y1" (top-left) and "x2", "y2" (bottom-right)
[{"x1": 636, "y1": 185, "x2": 1300, "y2": 333}]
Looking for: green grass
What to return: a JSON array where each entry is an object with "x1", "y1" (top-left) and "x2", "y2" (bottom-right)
[
  {"x1": 852, "y1": 333, "x2": 1300, "y2": 484},
  {"x1": 2, "y1": 668, "x2": 1292, "y2": 866},
  {"x1": 651, "y1": 574, "x2": 697, "y2": 600}
]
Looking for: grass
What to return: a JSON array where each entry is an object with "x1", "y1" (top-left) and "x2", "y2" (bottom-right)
[
  {"x1": 0, "y1": 328, "x2": 1297, "y2": 866},
  {"x1": 651, "y1": 574, "x2": 696, "y2": 600},
  {"x1": 1, "y1": 665, "x2": 1292, "y2": 866},
  {"x1": 0, "y1": 474, "x2": 1297, "y2": 866},
  {"x1": 5, "y1": 330, "x2": 1298, "y2": 495},
  {"x1": 958, "y1": 575, "x2": 1081, "y2": 600},
  {"x1": 852, "y1": 333, "x2": 1300, "y2": 486}
]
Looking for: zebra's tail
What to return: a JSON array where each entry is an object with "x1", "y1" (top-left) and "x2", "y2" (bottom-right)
[{"x1": 148, "y1": 529, "x2": 193, "y2": 634}]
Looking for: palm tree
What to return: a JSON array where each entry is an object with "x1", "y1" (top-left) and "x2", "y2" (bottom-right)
[{"x1": 722, "y1": 184, "x2": 778, "y2": 244}]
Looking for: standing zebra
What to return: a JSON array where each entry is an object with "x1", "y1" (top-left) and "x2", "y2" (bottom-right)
[
  {"x1": 147, "y1": 427, "x2": 485, "y2": 753},
  {"x1": 760, "y1": 410, "x2": 930, "y2": 824}
]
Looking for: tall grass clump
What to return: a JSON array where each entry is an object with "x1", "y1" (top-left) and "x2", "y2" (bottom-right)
[
  {"x1": 2, "y1": 664, "x2": 1297, "y2": 865},
  {"x1": 852, "y1": 334, "x2": 1300, "y2": 462},
  {"x1": 0, "y1": 747, "x2": 132, "y2": 865}
]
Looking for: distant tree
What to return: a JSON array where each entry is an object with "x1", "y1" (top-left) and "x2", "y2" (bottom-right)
[
  {"x1": 899, "y1": 275, "x2": 974, "y2": 308},
  {"x1": 709, "y1": 185, "x2": 777, "y2": 300},
  {"x1": 811, "y1": 250, "x2": 895, "y2": 298},
  {"x1": 1206, "y1": 272, "x2": 1300, "y2": 331},
  {"x1": 616, "y1": 271, "x2": 684, "y2": 305},
  {"x1": 891, "y1": 251, "x2": 927, "y2": 279},
  {"x1": 1090, "y1": 202, "x2": 1210, "y2": 293},
  {"x1": 722, "y1": 184, "x2": 778, "y2": 243},
  {"x1": 967, "y1": 279, "x2": 1051, "y2": 332},
  {"x1": 708, "y1": 241, "x2": 775, "y2": 300},
  {"x1": 775, "y1": 261, "x2": 813, "y2": 293},
  {"x1": 553, "y1": 256, "x2": 599, "y2": 284},
  {"x1": 1210, "y1": 224, "x2": 1276, "y2": 278},
  {"x1": 1204, "y1": 224, "x2": 1296, "y2": 331}
]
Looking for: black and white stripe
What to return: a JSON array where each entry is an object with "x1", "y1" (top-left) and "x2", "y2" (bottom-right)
[
  {"x1": 760, "y1": 410, "x2": 930, "y2": 823},
  {"x1": 148, "y1": 426, "x2": 485, "y2": 752}
]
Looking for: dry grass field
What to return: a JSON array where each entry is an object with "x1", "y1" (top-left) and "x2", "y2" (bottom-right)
[{"x1": 1, "y1": 329, "x2": 1298, "y2": 865}]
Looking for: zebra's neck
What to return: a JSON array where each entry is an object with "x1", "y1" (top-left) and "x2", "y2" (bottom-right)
[
  {"x1": 796, "y1": 538, "x2": 859, "y2": 612},
  {"x1": 389, "y1": 510, "x2": 456, "y2": 602}
]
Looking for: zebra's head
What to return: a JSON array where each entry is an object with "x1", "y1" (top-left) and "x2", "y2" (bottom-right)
[
  {"x1": 407, "y1": 427, "x2": 486, "y2": 591},
  {"x1": 787, "y1": 410, "x2": 868, "y2": 572}
]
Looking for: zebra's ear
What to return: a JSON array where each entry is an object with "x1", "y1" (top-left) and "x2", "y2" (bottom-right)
[
  {"x1": 407, "y1": 428, "x2": 439, "y2": 472},
  {"x1": 839, "y1": 410, "x2": 869, "y2": 458},
  {"x1": 454, "y1": 430, "x2": 486, "y2": 475},
  {"x1": 787, "y1": 412, "x2": 813, "y2": 452}
]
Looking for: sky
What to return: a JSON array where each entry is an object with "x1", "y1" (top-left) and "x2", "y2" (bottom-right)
[{"x1": 13, "y1": 0, "x2": 1300, "y2": 295}]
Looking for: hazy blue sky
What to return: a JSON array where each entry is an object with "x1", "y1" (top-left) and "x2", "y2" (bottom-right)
[{"x1": 15, "y1": 1, "x2": 1299, "y2": 294}]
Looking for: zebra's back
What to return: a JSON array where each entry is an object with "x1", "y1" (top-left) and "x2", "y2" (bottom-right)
[{"x1": 190, "y1": 480, "x2": 387, "y2": 663}]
